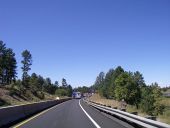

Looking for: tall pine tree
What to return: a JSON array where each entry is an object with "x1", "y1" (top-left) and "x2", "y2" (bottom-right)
[{"x1": 21, "y1": 50, "x2": 32, "y2": 87}]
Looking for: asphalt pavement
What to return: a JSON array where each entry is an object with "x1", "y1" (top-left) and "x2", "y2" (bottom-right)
[{"x1": 13, "y1": 99, "x2": 135, "y2": 128}]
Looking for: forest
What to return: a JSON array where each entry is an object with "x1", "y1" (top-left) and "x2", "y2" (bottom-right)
[{"x1": 93, "y1": 66, "x2": 165, "y2": 116}]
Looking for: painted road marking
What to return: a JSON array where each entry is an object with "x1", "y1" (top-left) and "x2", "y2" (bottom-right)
[
  {"x1": 13, "y1": 100, "x2": 70, "y2": 128},
  {"x1": 79, "y1": 100, "x2": 101, "y2": 128}
]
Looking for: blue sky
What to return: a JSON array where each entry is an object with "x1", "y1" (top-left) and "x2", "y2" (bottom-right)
[{"x1": 0, "y1": 0, "x2": 170, "y2": 87}]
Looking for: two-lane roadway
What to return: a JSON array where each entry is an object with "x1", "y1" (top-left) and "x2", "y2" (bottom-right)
[{"x1": 13, "y1": 99, "x2": 135, "y2": 128}]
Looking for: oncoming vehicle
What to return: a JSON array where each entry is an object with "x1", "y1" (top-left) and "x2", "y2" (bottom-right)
[{"x1": 72, "y1": 92, "x2": 81, "y2": 99}]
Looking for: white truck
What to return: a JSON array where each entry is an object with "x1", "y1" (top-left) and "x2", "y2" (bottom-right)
[{"x1": 72, "y1": 92, "x2": 81, "y2": 99}]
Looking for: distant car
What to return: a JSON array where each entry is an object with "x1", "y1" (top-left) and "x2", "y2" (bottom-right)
[{"x1": 72, "y1": 92, "x2": 81, "y2": 99}]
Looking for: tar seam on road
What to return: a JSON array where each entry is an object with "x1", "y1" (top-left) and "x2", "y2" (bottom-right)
[
  {"x1": 79, "y1": 100, "x2": 101, "y2": 128},
  {"x1": 12, "y1": 101, "x2": 69, "y2": 128}
]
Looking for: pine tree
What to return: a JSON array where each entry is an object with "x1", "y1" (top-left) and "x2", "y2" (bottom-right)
[
  {"x1": 21, "y1": 50, "x2": 32, "y2": 87},
  {"x1": 0, "y1": 41, "x2": 17, "y2": 85}
]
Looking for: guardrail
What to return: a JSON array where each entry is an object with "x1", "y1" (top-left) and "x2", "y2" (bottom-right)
[
  {"x1": 0, "y1": 98, "x2": 71, "y2": 127},
  {"x1": 84, "y1": 99, "x2": 170, "y2": 128}
]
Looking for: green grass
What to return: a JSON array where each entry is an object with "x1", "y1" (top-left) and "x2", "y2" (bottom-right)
[{"x1": 127, "y1": 97, "x2": 170, "y2": 124}]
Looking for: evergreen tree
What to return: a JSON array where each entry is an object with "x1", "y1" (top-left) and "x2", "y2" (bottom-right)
[
  {"x1": 0, "y1": 41, "x2": 17, "y2": 85},
  {"x1": 54, "y1": 81, "x2": 59, "y2": 87},
  {"x1": 62, "y1": 78, "x2": 67, "y2": 87},
  {"x1": 21, "y1": 50, "x2": 32, "y2": 87},
  {"x1": 5, "y1": 48, "x2": 17, "y2": 84}
]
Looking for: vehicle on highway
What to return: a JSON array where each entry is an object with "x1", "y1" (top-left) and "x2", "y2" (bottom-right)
[{"x1": 72, "y1": 91, "x2": 82, "y2": 99}]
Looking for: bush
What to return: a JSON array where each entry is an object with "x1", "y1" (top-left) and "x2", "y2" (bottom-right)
[
  {"x1": 36, "y1": 91, "x2": 45, "y2": 99},
  {"x1": 55, "y1": 89, "x2": 67, "y2": 96},
  {"x1": 154, "y1": 102, "x2": 165, "y2": 115},
  {"x1": 140, "y1": 84, "x2": 165, "y2": 116}
]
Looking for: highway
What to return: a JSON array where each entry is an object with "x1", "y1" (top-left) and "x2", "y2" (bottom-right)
[{"x1": 13, "y1": 99, "x2": 135, "y2": 128}]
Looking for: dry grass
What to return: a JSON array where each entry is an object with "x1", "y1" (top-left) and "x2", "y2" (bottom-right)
[
  {"x1": 158, "y1": 97, "x2": 170, "y2": 124},
  {"x1": 89, "y1": 93, "x2": 170, "y2": 125},
  {"x1": 89, "y1": 93, "x2": 120, "y2": 108},
  {"x1": 160, "y1": 97, "x2": 170, "y2": 107},
  {"x1": 158, "y1": 109, "x2": 170, "y2": 124},
  {"x1": 0, "y1": 87, "x2": 57, "y2": 107}
]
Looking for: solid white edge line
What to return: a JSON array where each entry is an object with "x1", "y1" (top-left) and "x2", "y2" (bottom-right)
[{"x1": 79, "y1": 100, "x2": 101, "y2": 128}]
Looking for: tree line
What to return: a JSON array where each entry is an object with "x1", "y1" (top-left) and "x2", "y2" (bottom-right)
[
  {"x1": 0, "y1": 41, "x2": 17, "y2": 85},
  {"x1": 93, "y1": 66, "x2": 164, "y2": 116},
  {"x1": 0, "y1": 40, "x2": 72, "y2": 99}
]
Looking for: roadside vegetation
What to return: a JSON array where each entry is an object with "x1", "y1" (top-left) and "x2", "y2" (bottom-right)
[
  {"x1": 0, "y1": 40, "x2": 72, "y2": 107},
  {"x1": 89, "y1": 93, "x2": 170, "y2": 124},
  {"x1": 92, "y1": 66, "x2": 170, "y2": 124}
]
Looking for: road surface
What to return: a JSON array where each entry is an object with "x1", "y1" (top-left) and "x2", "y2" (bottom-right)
[{"x1": 13, "y1": 99, "x2": 134, "y2": 128}]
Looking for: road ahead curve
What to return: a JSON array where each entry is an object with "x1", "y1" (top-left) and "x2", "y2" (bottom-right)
[{"x1": 13, "y1": 99, "x2": 134, "y2": 128}]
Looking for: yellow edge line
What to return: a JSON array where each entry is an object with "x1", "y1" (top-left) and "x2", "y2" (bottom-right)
[{"x1": 13, "y1": 100, "x2": 70, "y2": 128}]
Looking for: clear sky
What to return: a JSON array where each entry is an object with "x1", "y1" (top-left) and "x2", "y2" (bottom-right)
[{"x1": 0, "y1": 0, "x2": 170, "y2": 87}]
